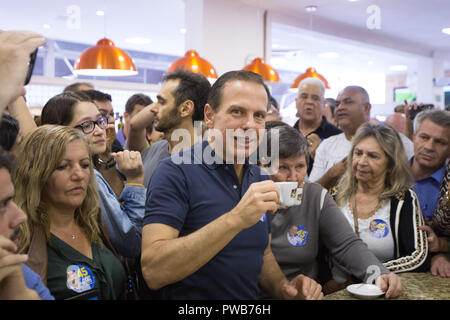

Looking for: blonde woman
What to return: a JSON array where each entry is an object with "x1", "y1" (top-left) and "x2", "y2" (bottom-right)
[
  {"x1": 331, "y1": 122, "x2": 430, "y2": 286},
  {"x1": 40, "y1": 91, "x2": 145, "y2": 259},
  {"x1": 14, "y1": 125, "x2": 126, "y2": 300}
]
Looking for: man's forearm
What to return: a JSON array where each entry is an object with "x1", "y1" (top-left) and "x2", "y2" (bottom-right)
[
  {"x1": 258, "y1": 243, "x2": 288, "y2": 299},
  {"x1": 316, "y1": 170, "x2": 340, "y2": 190},
  {"x1": 141, "y1": 210, "x2": 243, "y2": 290},
  {"x1": 128, "y1": 106, "x2": 154, "y2": 152},
  {"x1": 0, "y1": 274, "x2": 40, "y2": 300},
  {"x1": 8, "y1": 96, "x2": 37, "y2": 136}
]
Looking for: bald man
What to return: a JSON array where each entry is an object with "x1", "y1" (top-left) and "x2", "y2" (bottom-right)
[
  {"x1": 385, "y1": 113, "x2": 406, "y2": 134},
  {"x1": 309, "y1": 86, "x2": 414, "y2": 189}
]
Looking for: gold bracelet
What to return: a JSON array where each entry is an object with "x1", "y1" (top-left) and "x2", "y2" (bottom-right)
[{"x1": 125, "y1": 183, "x2": 145, "y2": 188}]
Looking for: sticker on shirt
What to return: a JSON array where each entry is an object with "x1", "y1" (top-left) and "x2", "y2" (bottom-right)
[
  {"x1": 424, "y1": 216, "x2": 433, "y2": 227},
  {"x1": 260, "y1": 213, "x2": 266, "y2": 222},
  {"x1": 66, "y1": 265, "x2": 96, "y2": 293},
  {"x1": 287, "y1": 225, "x2": 309, "y2": 247},
  {"x1": 369, "y1": 219, "x2": 389, "y2": 238}
]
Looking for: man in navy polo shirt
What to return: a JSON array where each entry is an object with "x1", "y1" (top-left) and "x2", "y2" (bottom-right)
[
  {"x1": 141, "y1": 70, "x2": 323, "y2": 300},
  {"x1": 410, "y1": 109, "x2": 450, "y2": 278}
]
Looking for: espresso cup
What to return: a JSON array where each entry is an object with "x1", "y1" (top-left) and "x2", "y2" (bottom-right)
[{"x1": 275, "y1": 182, "x2": 302, "y2": 207}]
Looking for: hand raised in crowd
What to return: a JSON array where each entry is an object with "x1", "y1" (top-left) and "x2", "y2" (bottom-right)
[
  {"x1": 403, "y1": 101, "x2": 415, "y2": 140},
  {"x1": 230, "y1": 180, "x2": 279, "y2": 229},
  {"x1": 0, "y1": 235, "x2": 38, "y2": 300},
  {"x1": 112, "y1": 150, "x2": 144, "y2": 185},
  {"x1": 281, "y1": 274, "x2": 323, "y2": 300},
  {"x1": 0, "y1": 30, "x2": 45, "y2": 112},
  {"x1": 306, "y1": 133, "x2": 321, "y2": 159},
  {"x1": 332, "y1": 156, "x2": 347, "y2": 175},
  {"x1": 376, "y1": 273, "x2": 402, "y2": 299}
]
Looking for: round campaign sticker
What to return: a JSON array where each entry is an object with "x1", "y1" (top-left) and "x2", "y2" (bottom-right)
[
  {"x1": 260, "y1": 213, "x2": 266, "y2": 222},
  {"x1": 287, "y1": 225, "x2": 309, "y2": 247},
  {"x1": 66, "y1": 265, "x2": 96, "y2": 293},
  {"x1": 369, "y1": 219, "x2": 389, "y2": 238}
]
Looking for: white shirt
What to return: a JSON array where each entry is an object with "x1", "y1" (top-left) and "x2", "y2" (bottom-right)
[
  {"x1": 308, "y1": 131, "x2": 414, "y2": 182},
  {"x1": 309, "y1": 133, "x2": 351, "y2": 182},
  {"x1": 332, "y1": 200, "x2": 395, "y2": 283},
  {"x1": 340, "y1": 200, "x2": 394, "y2": 263}
]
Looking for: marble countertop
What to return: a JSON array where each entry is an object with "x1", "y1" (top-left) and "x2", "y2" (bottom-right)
[{"x1": 323, "y1": 272, "x2": 450, "y2": 300}]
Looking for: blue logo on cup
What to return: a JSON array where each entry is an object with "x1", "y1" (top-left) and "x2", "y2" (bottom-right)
[
  {"x1": 66, "y1": 265, "x2": 96, "y2": 293},
  {"x1": 370, "y1": 219, "x2": 389, "y2": 238},
  {"x1": 287, "y1": 225, "x2": 309, "y2": 247}
]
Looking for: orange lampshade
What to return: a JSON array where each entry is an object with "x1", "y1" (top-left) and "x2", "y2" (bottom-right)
[
  {"x1": 168, "y1": 50, "x2": 218, "y2": 79},
  {"x1": 243, "y1": 58, "x2": 279, "y2": 82},
  {"x1": 73, "y1": 38, "x2": 138, "y2": 76},
  {"x1": 291, "y1": 67, "x2": 330, "y2": 89}
]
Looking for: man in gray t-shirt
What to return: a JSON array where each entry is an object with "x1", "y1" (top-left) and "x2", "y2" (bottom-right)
[
  {"x1": 127, "y1": 70, "x2": 211, "y2": 188},
  {"x1": 141, "y1": 139, "x2": 170, "y2": 187}
]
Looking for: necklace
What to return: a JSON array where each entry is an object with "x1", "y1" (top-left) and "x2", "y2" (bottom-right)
[
  {"x1": 51, "y1": 224, "x2": 78, "y2": 241},
  {"x1": 97, "y1": 157, "x2": 117, "y2": 170},
  {"x1": 350, "y1": 196, "x2": 382, "y2": 237}
]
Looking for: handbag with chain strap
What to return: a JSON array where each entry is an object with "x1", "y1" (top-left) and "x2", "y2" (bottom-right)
[{"x1": 434, "y1": 160, "x2": 450, "y2": 236}]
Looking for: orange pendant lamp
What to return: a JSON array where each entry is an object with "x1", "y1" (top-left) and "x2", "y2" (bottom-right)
[
  {"x1": 168, "y1": 50, "x2": 218, "y2": 79},
  {"x1": 243, "y1": 58, "x2": 280, "y2": 82},
  {"x1": 291, "y1": 67, "x2": 330, "y2": 89},
  {"x1": 73, "y1": 38, "x2": 138, "y2": 76}
]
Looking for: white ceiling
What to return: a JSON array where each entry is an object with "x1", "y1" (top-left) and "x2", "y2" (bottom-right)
[
  {"x1": 0, "y1": 0, "x2": 187, "y2": 56},
  {"x1": 1, "y1": 0, "x2": 449, "y2": 74},
  {"x1": 244, "y1": 0, "x2": 450, "y2": 55}
]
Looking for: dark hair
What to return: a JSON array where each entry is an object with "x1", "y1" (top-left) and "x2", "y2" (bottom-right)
[
  {"x1": 265, "y1": 120, "x2": 289, "y2": 130},
  {"x1": 0, "y1": 146, "x2": 16, "y2": 173},
  {"x1": 63, "y1": 82, "x2": 94, "y2": 93},
  {"x1": 263, "y1": 120, "x2": 310, "y2": 167},
  {"x1": 163, "y1": 70, "x2": 211, "y2": 122},
  {"x1": 0, "y1": 114, "x2": 20, "y2": 151},
  {"x1": 325, "y1": 98, "x2": 337, "y2": 116},
  {"x1": 124, "y1": 93, "x2": 153, "y2": 114},
  {"x1": 207, "y1": 70, "x2": 268, "y2": 112},
  {"x1": 269, "y1": 95, "x2": 279, "y2": 110},
  {"x1": 41, "y1": 91, "x2": 94, "y2": 126},
  {"x1": 82, "y1": 90, "x2": 112, "y2": 103},
  {"x1": 145, "y1": 122, "x2": 154, "y2": 134}
]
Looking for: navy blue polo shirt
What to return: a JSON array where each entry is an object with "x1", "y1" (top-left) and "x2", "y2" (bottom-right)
[
  {"x1": 293, "y1": 116, "x2": 342, "y2": 141},
  {"x1": 144, "y1": 140, "x2": 271, "y2": 300}
]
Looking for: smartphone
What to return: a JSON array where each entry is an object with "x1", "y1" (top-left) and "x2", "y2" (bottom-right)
[
  {"x1": 408, "y1": 104, "x2": 434, "y2": 120},
  {"x1": 24, "y1": 48, "x2": 38, "y2": 86}
]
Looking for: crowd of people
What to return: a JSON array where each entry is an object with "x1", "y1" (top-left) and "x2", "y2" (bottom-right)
[{"x1": 0, "y1": 29, "x2": 449, "y2": 300}]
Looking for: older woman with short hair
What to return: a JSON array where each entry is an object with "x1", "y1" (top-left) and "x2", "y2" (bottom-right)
[
  {"x1": 331, "y1": 122, "x2": 430, "y2": 286},
  {"x1": 261, "y1": 121, "x2": 402, "y2": 298}
]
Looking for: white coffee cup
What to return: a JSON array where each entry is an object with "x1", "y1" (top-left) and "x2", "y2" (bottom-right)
[{"x1": 275, "y1": 182, "x2": 302, "y2": 207}]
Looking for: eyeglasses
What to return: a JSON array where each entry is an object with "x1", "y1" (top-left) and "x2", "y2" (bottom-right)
[
  {"x1": 74, "y1": 116, "x2": 108, "y2": 134},
  {"x1": 99, "y1": 110, "x2": 116, "y2": 121}
]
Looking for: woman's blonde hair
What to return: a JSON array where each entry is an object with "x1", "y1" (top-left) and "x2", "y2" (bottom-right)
[
  {"x1": 335, "y1": 122, "x2": 414, "y2": 207},
  {"x1": 13, "y1": 125, "x2": 102, "y2": 253}
]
